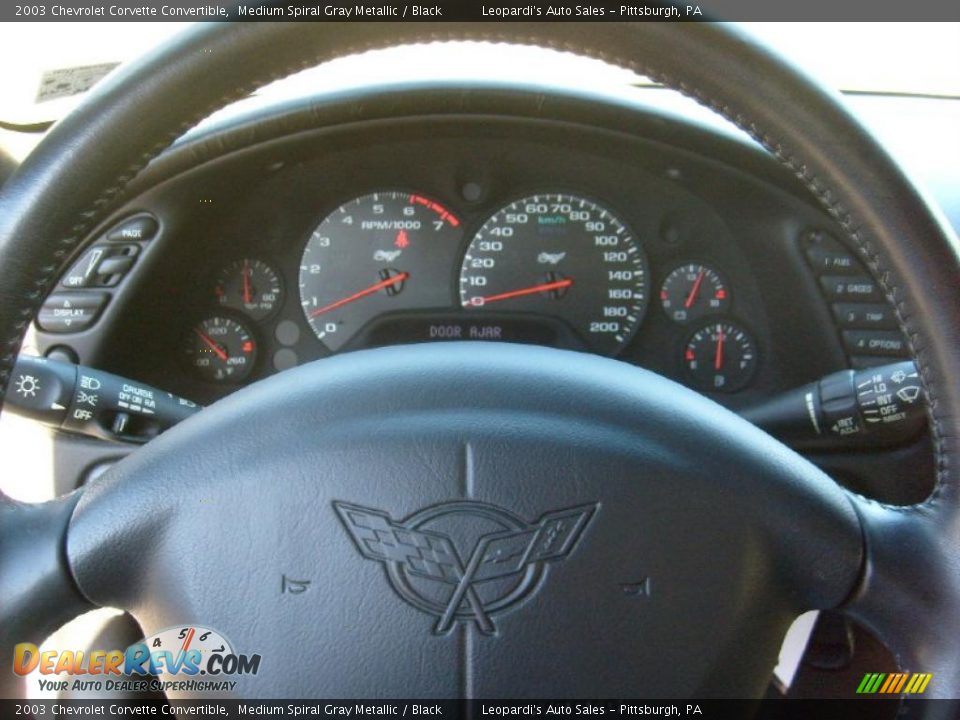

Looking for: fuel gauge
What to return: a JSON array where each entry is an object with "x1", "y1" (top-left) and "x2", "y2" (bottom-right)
[{"x1": 683, "y1": 320, "x2": 758, "y2": 393}]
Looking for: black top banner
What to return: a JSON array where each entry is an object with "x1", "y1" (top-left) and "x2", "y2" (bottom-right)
[{"x1": 6, "y1": 0, "x2": 960, "y2": 21}]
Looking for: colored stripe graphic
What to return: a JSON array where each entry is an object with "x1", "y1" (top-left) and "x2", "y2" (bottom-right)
[
  {"x1": 857, "y1": 672, "x2": 932, "y2": 694},
  {"x1": 879, "y1": 673, "x2": 906, "y2": 693},
  {"x1": 878, "y1": 674, "x2": 896, "y2": 693},
  {"x1": 904, "y1": 673, "x2": 933, "y2": 694},
  {"x1": 857, "y1": 673, "x2": 880, "y2": 693}
]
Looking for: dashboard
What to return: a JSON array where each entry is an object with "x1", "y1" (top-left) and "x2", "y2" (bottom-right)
[{"x1": 26, "y1": 85, "x2": 933, "y2": 501}]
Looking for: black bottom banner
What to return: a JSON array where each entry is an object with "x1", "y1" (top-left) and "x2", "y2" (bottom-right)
[{"x1": 2, "y1": 699, "x2": 955, "y2": 720}]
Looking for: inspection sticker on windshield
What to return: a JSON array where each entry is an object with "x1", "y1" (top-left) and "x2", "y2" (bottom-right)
[{"x1": 36, "y1": 63, "x2": 119, "y2": 103}]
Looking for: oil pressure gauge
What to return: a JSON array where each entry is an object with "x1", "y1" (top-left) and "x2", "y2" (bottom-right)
[
  {"x1": 215, "y1": 258, "x2": 283, "y2": 322},
  {"x1": 683, "y1": 320, "x2": 758, "y2": 393}
]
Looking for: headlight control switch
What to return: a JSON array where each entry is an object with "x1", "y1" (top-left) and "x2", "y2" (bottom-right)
[{"x1": 5, "y1": 354, "x2": 201, "y2": 443}]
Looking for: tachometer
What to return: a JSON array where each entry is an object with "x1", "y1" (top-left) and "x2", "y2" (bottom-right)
[
  {"x1": 459, "y1": 193, "x2": 648, "y2": 356},
  {"x1": 299, "y1": 192, "x2": 463, "y2": 351}
]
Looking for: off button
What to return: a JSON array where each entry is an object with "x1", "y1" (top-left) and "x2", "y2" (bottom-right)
[{"x1": 36, "y1": 292, "x2": 109, "y2": 333}]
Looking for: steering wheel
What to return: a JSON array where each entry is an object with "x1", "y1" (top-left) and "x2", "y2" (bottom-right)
[{"x1": 1, "y1": 23, "x2": 958, "y2": 700}]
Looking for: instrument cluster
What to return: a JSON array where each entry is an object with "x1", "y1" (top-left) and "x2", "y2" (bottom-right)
[{"x1": 183, "y1": 189, "x2": 757, "y2": 394}]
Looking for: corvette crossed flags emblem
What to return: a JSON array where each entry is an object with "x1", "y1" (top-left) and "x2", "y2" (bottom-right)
[{"x1": 334, "y1": 500, "x2": 596, "y2": 635}]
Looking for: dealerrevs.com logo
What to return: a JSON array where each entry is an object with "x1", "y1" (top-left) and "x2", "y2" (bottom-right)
[{"x1": 12, "y1": 625, "x2": 260, "y2": 694}]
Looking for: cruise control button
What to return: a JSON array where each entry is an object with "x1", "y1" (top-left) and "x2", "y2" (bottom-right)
[
  {"x1": 803, "y1": 232, "x2": 860, "y2": 275},
  {"x1": 94, "y1": 256, "x2": 135, "y2": 282},
  {"x1": 61, "y1": 244, "x2": 140, "y2": 289},
  {"x1": 36, "y1": 293, "x2": 109, "y2": 334},
  {"x1": 109, "y1": 243, "x2": 141, "y2": 258},
  {"x1": 842, "y1": 330, "x2": 909, "y2": 358},
  {"x1": 60, "y1": 246, "x2": 109, "y2": 289},
  {"x1": 831, "y1": 302, "x2": 898, "y2": 330},
  {"x1": 819, "y1": 275, "x2": 882, "y2": 302},
  {"x1": 105, "y1": 215, "x2": 158, "y2": 242}
]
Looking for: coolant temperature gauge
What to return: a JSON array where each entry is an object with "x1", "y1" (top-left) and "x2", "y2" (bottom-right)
[
  {"x1": 183, "y1": 315, "x2": 258, "y2": 383},
  {"x1": 683, "y1": 320, "x2": 758, "y2": 393}
]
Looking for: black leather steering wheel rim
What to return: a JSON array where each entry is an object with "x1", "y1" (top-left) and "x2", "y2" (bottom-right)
[{"x1": 0, "y1": 22, "x2": 957, "y2": 699}]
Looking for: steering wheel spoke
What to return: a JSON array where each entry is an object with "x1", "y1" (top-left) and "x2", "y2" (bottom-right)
[
  {"x1": 841, "y1": 495, "x2": 960, "y2": 699},
  {"x1": 0, "y1": 489, "x2": 93, "y2": 696}
]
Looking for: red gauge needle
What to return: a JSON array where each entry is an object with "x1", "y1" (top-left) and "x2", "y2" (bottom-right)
[
  {"x1": 472, "y1": 278, "x2": 574, "y2": 306},
  {"x1": 242, "y1": 260, "x2": 252, "y2": 305},
  {"x1": 309, "y1": 271, "x2": 410, "y2": 318},
  {"x1": 714, "y1": 325, "x2": 726, "y2": 370},
  {"x1": 194, "y1": 329, "x2": 228, "y2": 362},
  {"x1": 180, "y1": 627, "x2": 196, "y2": 654},
  {"x1": 684, "y1": 270, "x2": 706, "y2": 309}
]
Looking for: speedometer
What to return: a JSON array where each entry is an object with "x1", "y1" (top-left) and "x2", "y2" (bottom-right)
[{"x1": 459, "y1": 193, "x2": 648, "y2": 356}]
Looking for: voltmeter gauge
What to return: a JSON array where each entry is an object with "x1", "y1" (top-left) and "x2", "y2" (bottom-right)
[
  {"x1": 214, "y1": 258, "x2": 283, "y2": 322},
  {"x1": 660, "y1": 264, "x2": 730, "y2": 324},
  {"x1": 183, "y1": 315, "x2": 258, "y2": 384},
  {"x1": 683, "y1": 320, "x2": 758, "y2": 393}
]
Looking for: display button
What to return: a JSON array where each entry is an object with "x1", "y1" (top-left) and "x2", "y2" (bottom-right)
[
  {"x1": 842, "y1": 330, "x2": 909, "y2": 358},
  {"x1": 105, "y1": 215, "x2": 158, "y2": 242},
  {"x1": 36, "y1": 293, "x2": 109, "y2": 333},
  {"x1": 819, "y1": 275, "x2": 882, "y2": 302},
  {"x1": 831, "y1": 302, "x2": 898, "y2": 330}
]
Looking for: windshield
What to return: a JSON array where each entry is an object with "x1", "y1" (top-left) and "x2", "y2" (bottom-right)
[
  {"x1": 1, "y1": 22, "x2": 958, "y2": 129},
  {"x1": 1, "y1": 22, "x2": 958, "y2": 166}
]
